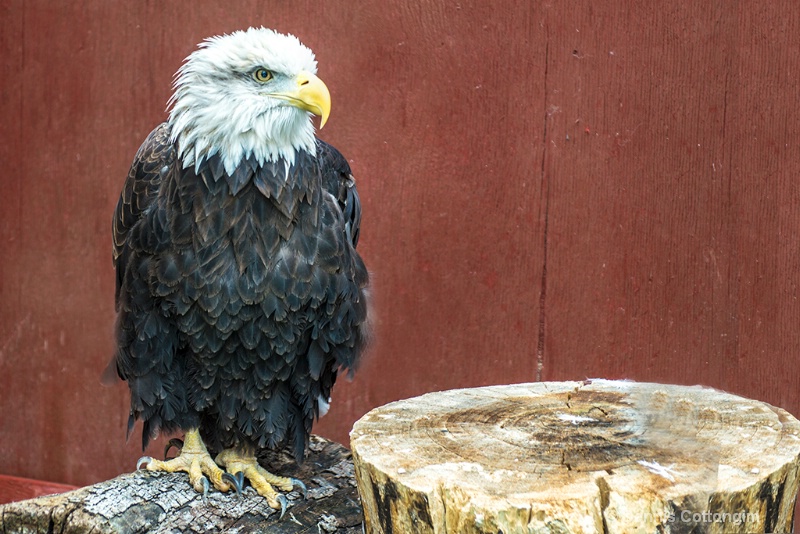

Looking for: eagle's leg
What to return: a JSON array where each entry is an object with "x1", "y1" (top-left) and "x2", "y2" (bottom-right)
[
  {"x1": 215, "y1": 447, "x2": 306, "y2": 515},
  {"x1": 137, "y1": 428, "x2": 232, "y2": 498}
]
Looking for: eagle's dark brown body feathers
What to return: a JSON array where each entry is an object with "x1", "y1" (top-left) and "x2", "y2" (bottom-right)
[{"x1": 113, "y1": 122, "x2": 369, "y2": 461}]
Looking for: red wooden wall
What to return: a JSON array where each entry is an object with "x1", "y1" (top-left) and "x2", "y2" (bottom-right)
[{"x1": 1, "y1": 1, "x2": 799, "y2": 489}]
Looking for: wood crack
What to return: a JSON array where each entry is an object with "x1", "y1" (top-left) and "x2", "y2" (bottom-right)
[
  {"x1": 595, "y1": 476, "x2": 611, "y2": 534},
  {"x1": 536, "y1": 39, "x2": 551, "y2": 383}
]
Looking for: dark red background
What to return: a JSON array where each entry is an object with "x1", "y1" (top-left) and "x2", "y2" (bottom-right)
[{"x1": 2, "y1": 1, "x2": 799, "y2": 488}]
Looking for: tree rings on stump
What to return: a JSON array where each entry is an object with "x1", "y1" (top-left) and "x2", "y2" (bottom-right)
[{"x1": 350, "y1": 381, "x2": 800, "y2": 533}]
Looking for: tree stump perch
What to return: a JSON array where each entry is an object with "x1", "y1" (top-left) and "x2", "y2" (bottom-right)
[
  {"x1": 351, "y1": 381, "x2": 800, "y2": 533},
  {"x1": 0, "y1": 436, "x2": 362, "y2": 533}
]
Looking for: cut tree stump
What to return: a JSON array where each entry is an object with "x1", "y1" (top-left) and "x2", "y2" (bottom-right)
[
  {"x1": 0, "y1": 435, "x2": 362, "y2": 533},
  {"x1": 351, "y1": 381, "x2": 800, "y2": 533}
]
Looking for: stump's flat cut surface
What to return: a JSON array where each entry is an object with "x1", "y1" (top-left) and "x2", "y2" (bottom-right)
[
  {"x1": 0, "y1": 436, "x2": 362, "y2": 533},
  {"x1": 350, "y1": 381, "x2": 800, "y2": 533}
]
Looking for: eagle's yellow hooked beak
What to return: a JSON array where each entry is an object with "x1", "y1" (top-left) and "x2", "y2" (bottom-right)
[{"x1": 272, "y1": 71, "x2": 331, "y2": 128}]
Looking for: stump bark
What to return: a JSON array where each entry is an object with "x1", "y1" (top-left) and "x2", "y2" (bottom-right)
[
  {"x1": 0, "y1": 435, "x2": 362, "y2": 533},
  {"x1": 350, "y1": 381, "x2": 800, "y2": 533}
]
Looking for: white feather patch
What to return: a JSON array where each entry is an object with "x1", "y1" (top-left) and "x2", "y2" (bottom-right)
[{"x1": 318, "y1": 395, "x2": 331, "y2": 418}]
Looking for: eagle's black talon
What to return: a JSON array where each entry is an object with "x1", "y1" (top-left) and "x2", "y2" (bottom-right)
[
  {"x1": 276, "y1": 493, "x2": 289, "y2": 519},
  {"x1": 136, "y1": 456, "x2": 153, "y2": 470},
  {"x1": 164, "y1": 438, "x2": 184, "y2": 460},
  {"x1": 200, "y1": 475, "x2": 210, "y2": 502},
  {"x1": 290, "y1": 478, "x2": 307, "y2": 500},
  {"x1": 222, "y1": 471, "x2": 243, "y2": 498}
]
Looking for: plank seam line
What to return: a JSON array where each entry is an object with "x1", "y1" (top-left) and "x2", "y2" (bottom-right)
[{"x1": 536, "y1": 40, "x2": 550, "y2": 382}]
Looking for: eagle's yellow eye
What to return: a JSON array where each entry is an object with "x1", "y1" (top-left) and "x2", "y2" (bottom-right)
[{"x1": 253, "y1": 68, "x2": 273, "y2": 83}]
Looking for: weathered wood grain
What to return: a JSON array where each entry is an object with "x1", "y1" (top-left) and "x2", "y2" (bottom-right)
[
  {"x1": 0, "y1": 436, "x2": 363, "y2": 534},
  {"x1": 351, "y1": 381, "x2": 800, "y2": 533}
]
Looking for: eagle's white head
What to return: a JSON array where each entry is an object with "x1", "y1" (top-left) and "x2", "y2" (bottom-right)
[{"x1": 168, "y1": 27, "x2": 331, "y2": 175}]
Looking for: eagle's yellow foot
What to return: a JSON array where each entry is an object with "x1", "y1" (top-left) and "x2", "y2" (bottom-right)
[
  {"x1": 215, "y1": 448, "x2": 306, "y2": 516},
  {"x1": 136, "y1": 428, "x2": 232, "y2": 499}
]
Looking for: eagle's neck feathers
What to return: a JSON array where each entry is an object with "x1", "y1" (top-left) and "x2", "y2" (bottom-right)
[{"x1": 169, "y1": 93, "x2": 316, "y2": 176}]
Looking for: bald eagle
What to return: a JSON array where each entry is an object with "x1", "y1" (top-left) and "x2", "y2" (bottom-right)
[{"x1": 110, "y1": 28, "x2": 370, "y2": 512}]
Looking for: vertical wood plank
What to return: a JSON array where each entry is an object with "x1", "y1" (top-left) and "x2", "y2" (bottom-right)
[{"x1": 541, "y1": 2, "x2": 800, "y2": 417}]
